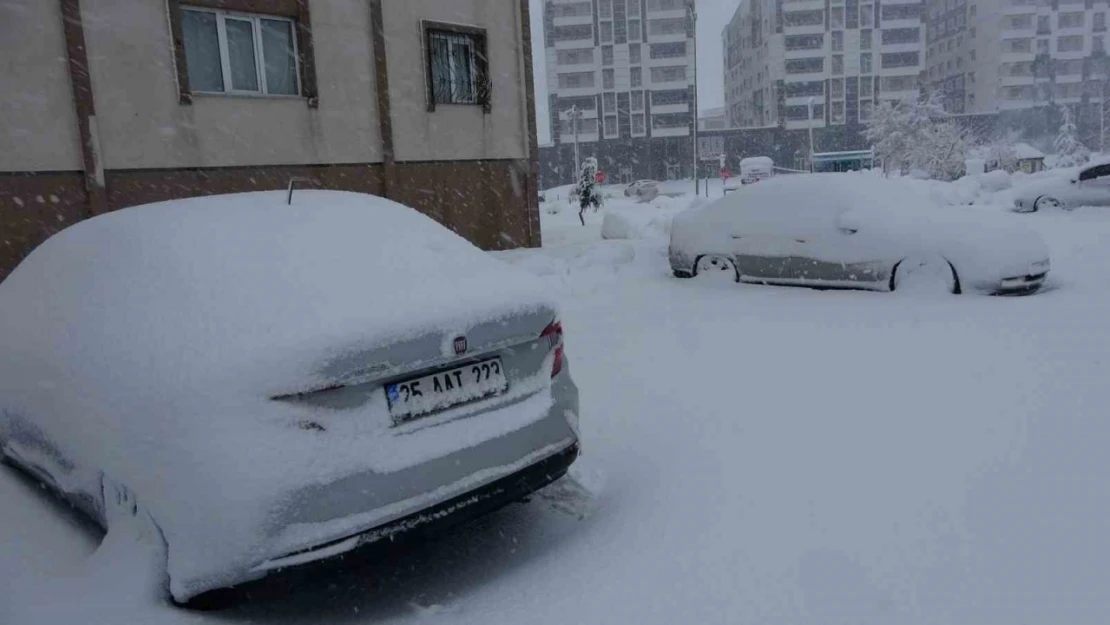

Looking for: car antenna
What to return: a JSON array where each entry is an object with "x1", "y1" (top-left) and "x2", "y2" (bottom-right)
[{"x1": 287, "y1": 177, "x2": 319, "y2": 205}]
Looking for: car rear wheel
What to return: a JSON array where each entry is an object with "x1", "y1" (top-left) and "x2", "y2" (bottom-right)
[
  {"x1": 1034, "y1": 196, "x2": 1066, "y2": 212},
  {"x1": 891, "y1": 254, "x2": 959, "y2": 295},
  {"x1": 694, "y1": 255, "x2": 738, "y2": 282}
]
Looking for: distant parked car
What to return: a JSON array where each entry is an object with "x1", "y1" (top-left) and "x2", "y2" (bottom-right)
[
  {"x1": 670, "y1": 175, "x2": 1051, "y2": 295},
  {"x1": 0, "y1": 190, "x2": 580, "y2": 605},
  {"x1": 1012, "y1": 160, "x2": 1110, "y2": 212},
  {"x1": 739, "y1": 156, "x2": 774, "y2": 185},
  {"x1": 624, "y1": 179, "x2": 659, "y2": 197}
]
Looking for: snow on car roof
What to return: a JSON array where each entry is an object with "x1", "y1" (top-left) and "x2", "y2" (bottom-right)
[
  {"x1": 740, "y1": 156, "x2": 773, "y2": 166},
  {"x1": 0, "y1": 190, "x2": 552, "y2": 398}
]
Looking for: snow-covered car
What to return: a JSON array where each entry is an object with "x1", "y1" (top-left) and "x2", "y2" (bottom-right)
[
  {"x1": 624, "y1": 179, "x2": 659, "y2": 197},
  {"x1": 0, "y1": 191, "x2": 580, "y2": 604},
  {"x1": 1012, "y1": 161, "x2": 1110, "y2": 212},
  {"x1": 669, "y1": 174, "x2": 1051, "y2": 295},
  {"x1": 739, "y1": 156, "x2": 774, "y2": 185}
]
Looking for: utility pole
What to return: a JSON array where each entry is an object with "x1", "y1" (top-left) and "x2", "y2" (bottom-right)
[
  {"x1": 564, "y1": 104, "x2": 583, "y2": 183},
  {"x1": 689, "y1": 1, "x2": 699, "y2": 194},
  {"x1": 807, "y1": 96, "x2": 816, "y2": 172}
]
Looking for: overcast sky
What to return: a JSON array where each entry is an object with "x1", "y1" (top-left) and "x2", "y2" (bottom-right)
[{"x1": 529, "y1": 0, "x2": 742, "y2": 144}]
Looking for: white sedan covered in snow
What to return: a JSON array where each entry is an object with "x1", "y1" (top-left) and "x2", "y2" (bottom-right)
[
  {"x1": 0, "y1": 191, "x2": 580, "y2": 604},
  {"x1": 1012, "y1": 160, "x2": 1110, "y2": 212},
  {"x1": 670, "y1": 174, "x2": 1051, "y2": 295}
]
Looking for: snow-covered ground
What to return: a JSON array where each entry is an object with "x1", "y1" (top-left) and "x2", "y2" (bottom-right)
[{"x1": 4, "y1": 173, "x2": 1110, "y2": 624}]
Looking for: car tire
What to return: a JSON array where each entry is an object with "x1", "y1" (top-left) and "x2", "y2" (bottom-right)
[
  {"x1": 673, "y1": 269, "x2": 693, "y2": 279},
  {"x1": 693, "y1": 255, "x2": 739, "y2": 282},
  {"x1": 1033, "y1": 196, "x2": 1065, "y2": 212},
  {"x1": 891, "y1": 255, "x2": 960, "y2": 295}
]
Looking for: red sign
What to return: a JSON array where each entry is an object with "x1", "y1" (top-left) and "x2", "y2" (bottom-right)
[
  {"x1": 720, "y1": 168, "x2": 731, "y2": 179},
  {"x1": 595, "y1": 171, "x2": 606, "y2": 184}
]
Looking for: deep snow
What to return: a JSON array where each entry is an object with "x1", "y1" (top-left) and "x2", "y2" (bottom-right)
[{"x1": 4, "y1": 174, "x2": 1110, "y2": 624}]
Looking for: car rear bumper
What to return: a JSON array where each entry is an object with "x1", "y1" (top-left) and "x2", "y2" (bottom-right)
[{"x1": 174, "y1": 370, "x2": 581, "y2": 602}]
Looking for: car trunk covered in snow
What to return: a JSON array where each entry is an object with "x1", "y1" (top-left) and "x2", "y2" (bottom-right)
[{"x1": 0, "y1": 191, "x2": 576, "y2": 600}]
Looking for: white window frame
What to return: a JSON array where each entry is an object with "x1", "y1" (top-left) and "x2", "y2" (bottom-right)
[{"x1": 182, "y1": 7, "x2": 301, "y2": 97}]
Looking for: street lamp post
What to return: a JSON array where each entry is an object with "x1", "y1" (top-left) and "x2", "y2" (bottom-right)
[
  {"x1": 689, "y1": 2, "x2": 699, "y2": 194},
  {"x1": 807, "y1": 96, "x2": 816, "y2": 172},
  {"x1": 563, "y1": 104, "x2": 583, "y2": 184}
]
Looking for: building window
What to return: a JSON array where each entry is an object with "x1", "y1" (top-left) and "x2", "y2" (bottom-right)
[
  {"x1": 648, "y1": 17, "x2": 687, "y2": 36},
  {"x1": 425, "y1": 23, "x2": 489, "y2": 111},
  {"x1": 786, "y1": 104, "x2": 822, "y2": 120},
  {"x1": 1037, "y1": 15, "x2": 1051, "y2": 34},
  {"x1": 832, "y1": 31, "x2": 844, "y2": 51},
  {"x1": 557, "y1": 71, "x2": 595, "y2": 88},
  {"x1": 653, "y1": 113, "x2": 691, "y2": 129},
  {"x1": 652, "y1": 89, "x2": 688, "y2": 105},
  {"x1": 628, "y1": 0, "x2": 641, "y2": 17},
  {"x1": 832, "y1": 100, "x2": 845, "y2": 123},
  {"x1": 784, "y1": 9, "x2": 825, "y2": 27},
  {"x1": 603, "y1": 68, "x2": 615, "y2": 89},
  {"x1": 860, "y1": 76, "x2": 872, "y2": 97},
  {"x1": 1037, "y1": 38, "x2": 1049, "y2": 53},
  {"x1": 832, "y1": 54, "x2": 844, "y2": 74},
  {"x1": 859, "y1": 100, "x2": 873, "y2": 121},
  {"x1": 650, "y1": 42, "x2": 688, "y2": 59},
  {"x1": 1057, "y1": 35, "x2": 1084, "y2": 52},
  {"x1": 785, "y1": 57, "x2": 824, "y2": 74},
  {"x1": 881, "y1": 4, "x2": 921, "y2": 20},
  {"x1": 1096, "y1": 13, "x2": 1106, "y2": 32},
  {"x1": 1002, "y1": 38, "x2": 1031, "y2": 53},
  {"x1": 180, "y1": 8, "x2": 300, "y2": 96},
  {"x1": 860, "y1": 52, "x2": 872, "y2": 73},
  {"x1": 604, "y1": 115, "x2": 617, "y2": 136},
  {"x1": 784, "y1": 80, "x2": 824, "y2": 97},
  {"x1": 630, "y1": 44, "x2": 642, "y2": 64},
  {"x1": 970, "y1": 26, "x2": 976, "y2": 38},
  {"x1": 631, "y1": 66, "x2": 643, "y2": 87},
  {"x1": 600, "y1": 0, "x2": 613, "y2": 19},
  {"x1": 1095, "y1": 36, "x2": 1105, "y2": 52},
  {"x1": 970, "y1": 4, "x2": 976, "y2": 16},
  {"x1": 603, "y1": 92, "x2": 617, "y2": 112},
  {"x1": 785, "y1": 34, "x2": 824, "y2": 51},
  {"x1": 860, "y1": 4, "x2": 873, "y2": 27},
  {"x1": 650, "y1": 65, "x2": 687, "y2": 82},
  {"x1": 1008, "y1": 14, "x2": 1033, "y2": 29},
  {"x1": 831, "y1": 6, "x2": 845, "y2": 28},
  {"x1": 601, "y1": 21, "x2": 614, "y2": 43},
  {"x1": 552, "y1": 2, "x2": 592, "y2": 18},
  {"x1": 602, "y1": 45, "x2": 614, "y2": 66},
  {"x1": 881, "y1": 75, "x2": 917, "y2": 91},
  {"x1": 1058, "y1": 12, "x2": 1084, "y2": 29},
  {"x1": 861, "y1": 29, "x2": 872, "y2": 49},
  {"x1": 831, "y1": 77, "x2": 844, "y2": 98},
  {"x1": 557, "y1": 48, "x2": 595, "y2": 65},
  {"x1": 631, "y1": 90, "x2": 645, "y2": 112},
  {"x1": 882, "y1": 27, "x2": 920, "y2": 44},
  {"x1": 553, "y1": 24, "x2": 593, "y2": 41},
  {"x1": 632, "y1": 113, "x2": 645, "y2": 134},
  {"x1": 629, "y1": 19, "x2": 642, "y2": 41}
]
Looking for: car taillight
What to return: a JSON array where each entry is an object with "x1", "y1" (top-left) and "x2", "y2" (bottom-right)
[{"x1": 540, "y1": 319, "x2": 564, "y2": 378}]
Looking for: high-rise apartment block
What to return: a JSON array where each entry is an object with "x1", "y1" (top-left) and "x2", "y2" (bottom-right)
[
  {"x1": 723, "y1": 0, "x2": 925, "y2": 130},
  {"x1": 925, "y1": 0, "x2": 1109, "y2": 114},
  {"x1": 543, "y1": 0, "x2": 697, "y2": 147}
]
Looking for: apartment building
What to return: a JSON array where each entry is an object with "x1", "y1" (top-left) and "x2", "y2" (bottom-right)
[
  {"x1": 926, "y1": 0, "x2": 1110, "y2": 114},
  {"x1": 723, "y1": 0, "x2": 926, "y2": 130},
  {"x1": 0, "y1": 0, "x2": 540, "y2": 281},
  {"x1": 543, "y1": 0, "x2": 696, "y2": 179}
]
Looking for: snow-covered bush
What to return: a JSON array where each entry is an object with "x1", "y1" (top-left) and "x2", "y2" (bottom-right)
[
  {"x1": 1053, "y1": 106, "x2": 1091, "y2": 168},
  {"x1": 575, "y1": 157, "x2": 603, "y2": 226},
  {"x1": 865, "y1": 93, "x2": 967, "y2": 180}
]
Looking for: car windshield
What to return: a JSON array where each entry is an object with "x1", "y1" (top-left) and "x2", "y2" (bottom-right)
[{"x1": 0, "y1": 1, "x2": 1105, "y2": 624}]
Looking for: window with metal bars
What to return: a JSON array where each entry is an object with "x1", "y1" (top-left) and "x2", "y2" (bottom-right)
[{"x1": 424, "y1": 22, "x2": 490, "y2": 113}]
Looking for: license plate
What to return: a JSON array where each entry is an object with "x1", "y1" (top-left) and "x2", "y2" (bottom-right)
[{"x1": 386, "y1": 357, "x2": 507, "y2": 424}]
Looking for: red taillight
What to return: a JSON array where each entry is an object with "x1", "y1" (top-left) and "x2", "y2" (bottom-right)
[{"x1": 541, "y1": 319, "x2": 564, "y2": 378}]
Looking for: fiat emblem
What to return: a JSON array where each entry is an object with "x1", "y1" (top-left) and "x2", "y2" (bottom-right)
[{"x1": 453, "y1": 335, "x2": 468, "y2": 355}]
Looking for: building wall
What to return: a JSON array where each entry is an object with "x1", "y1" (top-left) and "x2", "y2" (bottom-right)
[
  {"x1": 382, "y1": 0, "x2": 531, "y2": 162},
  {"x1": 0, "y1": 0, "x2": 82, "y2": 172},
  {"x1": 0, "y1": 0, "x2": 540, "y2": 281},
  {"x1": 80, "y1": 0, "x2": 382, "y2": 169}
]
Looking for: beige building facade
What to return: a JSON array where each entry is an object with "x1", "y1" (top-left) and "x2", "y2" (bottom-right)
[{"x1": 0, "y1": 0, "x2": 541, "y2": 280}]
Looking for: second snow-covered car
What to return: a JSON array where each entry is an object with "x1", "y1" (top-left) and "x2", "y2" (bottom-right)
[
  {"x1": 670, "y1": 174, "x2": 1051, "y2": 295},
  {"x1": 0, "y1": 191, "x2": 580, "y2": 604},
  {"x1": 1012, "y1": 160, "x2": 1110, "y2": 212}
]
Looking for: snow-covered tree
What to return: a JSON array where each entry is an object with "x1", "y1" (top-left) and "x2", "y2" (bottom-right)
[
  {"x1": 575, "y1": 157, "x2": 603, "y2": 226},
  {"x1": 864, "y1": 92, "x2": 967, "y2": 180},
  {"x1": 1053, "y1": 105, "x2": 1091, "y2": 168}
]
